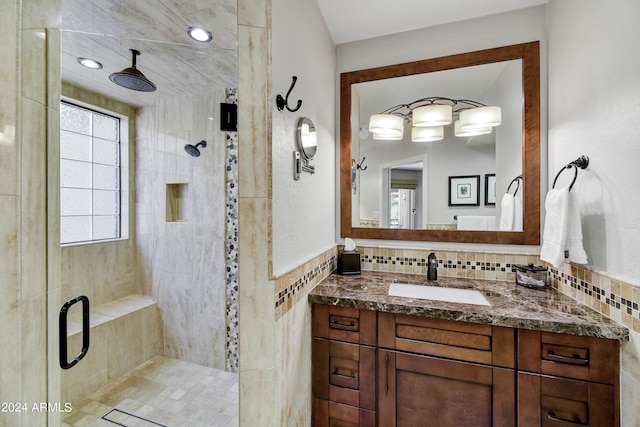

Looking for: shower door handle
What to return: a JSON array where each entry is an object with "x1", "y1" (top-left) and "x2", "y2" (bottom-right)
[{"x1": 59, "y1": 295, "x2": 90, "y2": 369}]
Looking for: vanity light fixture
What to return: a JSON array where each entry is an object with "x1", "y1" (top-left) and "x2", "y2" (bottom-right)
[
  {"x1": 187, "y1": 26, "x2": 213, "y2": 42},
  {"x1": 459, "y1": 106, "x2": 502, "y2": 130},
  {"x1": 368, "y1": 114, "x2": 404, "y2": 136},
  {"x1": 373, "y1": 132, "x2": 403, "y2": 140},
  {"x1": 454, "y1": 120, "x2": 492, "y2": 137},
  {"x1": 77, "y1": 57, "x2": 103, "y2": 69},
  {"x1": 412, "y1": 104, "x2": 452, "y2": 127},
  {"x1": 412, "y1": 126, "x2": 444, "y2": 142},
  {"x1": 368, "y1": 97, "x2": 501, "y2": 142}
]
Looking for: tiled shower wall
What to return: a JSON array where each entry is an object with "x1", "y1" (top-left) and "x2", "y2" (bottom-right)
[{"x1": 136, "y1": 88, "x2": 233, "y2": 370}]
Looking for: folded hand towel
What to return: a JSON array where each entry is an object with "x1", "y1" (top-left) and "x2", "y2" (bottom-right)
[
  {"x1": 566, "y1": 192, "x2": 588, "y2": 264},
  {"x1": 513, "y1": 194, "x2": 523, "y2": 232},
  {"x1": 540, "y1": 187, "x2": 570, "y2": 268},
  {"x1": 457, "y1": 216, "x2": 494, "y2": 231},
  {"x1": 499, "y1": 193, "x2": 515, "y2": 231}
]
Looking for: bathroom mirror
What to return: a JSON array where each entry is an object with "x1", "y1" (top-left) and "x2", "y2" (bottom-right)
[
  {"x1": 297, "y1": 117, "x2": 318, "y2": 160},
  {"x1": 340, "y1": 41, "x2": 540, "y2": 244}
]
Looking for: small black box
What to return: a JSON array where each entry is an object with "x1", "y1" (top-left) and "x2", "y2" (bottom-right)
[{"x1": 337, "y1": 250, "x2": 361, "y2": 275}]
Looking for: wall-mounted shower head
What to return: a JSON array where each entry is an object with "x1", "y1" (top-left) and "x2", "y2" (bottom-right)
[
  {"x1": 109, "y1": 49, "x2": 157, "y2": 92},
  {"x1": 184, "y1": 140, "x2": 207, "y2": 157}
]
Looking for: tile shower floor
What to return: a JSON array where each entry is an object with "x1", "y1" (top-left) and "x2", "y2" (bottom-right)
[{"x1": 62, "y1": 356, "x2": 238, "y2": 427}]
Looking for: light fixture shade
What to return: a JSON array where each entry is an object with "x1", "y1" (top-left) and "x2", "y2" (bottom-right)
[
  {"x1": 412, "y1": 104, "x2": 452, "y2": 127},
  {"x1": 454, "y1": 120, "x2": 492, "y2": 137},
  {"x1": 459, "y1": 106, "x2": 501, "y2": 129},
  {"x1": 373, "y1": 131, "x2": 403, "y2": 140},
  {"x1": 369, "y1": 114, "x2": 404, "y2": 136},
  {"x1": 411, "y1": 126, "x2": 444, "y2": 142}
]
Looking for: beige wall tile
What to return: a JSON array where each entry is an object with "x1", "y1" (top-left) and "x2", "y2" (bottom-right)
[
  {"x1": 275, "y1": 299, "x2": 312, "y2": 427},
  {"x1": 238, "y1": 24, "x2": 269, "y2": 199},
  {"x1": 238, "y1": 0, "x2": 269, "y2": 28},
  {"x1": 0, "y1": 0, "x2": 18, "y2": 196},
  {"x1": 622, "y1": 330, "x2": 640, "y2": 383},
  {"x1": 21, "y1": 28, "x2": 47, "y2": 104},
  {"x1": 239, "y1": 197, "x2": 274, "y2": 371},
  {"x1": 621, "y1": 370, "x2": 640, "y2": 427},
  {"x1": 21, "y1": 294, "x2": 48, "y2": 407},
  {"x1": 20, "y1": 97, "x2": 47, "y2": 299},
  {"x1": 61, "y1": 325, "x2": 108, "y2": 404},
  {"x1": 239, "y1": 368, "x2": 276, "y2": 426},
  {"x1": 22, "y1": 0, "x2": 61, "y2": 29}
]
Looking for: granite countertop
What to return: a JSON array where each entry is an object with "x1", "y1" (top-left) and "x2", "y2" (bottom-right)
[{"x1": 308, "y1": 271, "x2": 629, "y2": 341}]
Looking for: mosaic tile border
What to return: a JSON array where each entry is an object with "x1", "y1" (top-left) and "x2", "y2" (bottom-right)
[
  {"x1": 548, "y1": 263, "x2": 640, "y2": 334},
  {"x1": 224, "y1": 88, "x2": 239, "y2": 373},
  {"x1": 274, "y1": 247, "x2": 338, "y2": 320},
  {"x1": 357, "y1": 246, "x2": 541, "y2": 282},
  {"x1": 275, "y1": 242, "x2": 640, "y2": 334}
]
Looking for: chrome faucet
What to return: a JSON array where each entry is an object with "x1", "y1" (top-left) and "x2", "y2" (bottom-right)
[{"x1": 427, "y1": 252, "x2": 438, "y2": 281}]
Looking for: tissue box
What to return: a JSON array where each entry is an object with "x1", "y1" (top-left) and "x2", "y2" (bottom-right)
[
  {"x1": 337, "y1": 250, "x2": 361, "y2": 275},
  {"x1": 515, "y1": 264, "x2": 548, "y2": 289}
]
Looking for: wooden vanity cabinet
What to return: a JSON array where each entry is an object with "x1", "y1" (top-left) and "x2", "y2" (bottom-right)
[
  {"x1": 312, "y1": 305, "x2": 377, "y2": 426},
  {"x1": 311, "y1": 304, "x2": 622, "y2": 427},
  {"x1": 517, "y1": 330, "x2": 620, "y2": 427},
  {"x1": 377, "y1": 312, "x2": 516, "y2": 427}
]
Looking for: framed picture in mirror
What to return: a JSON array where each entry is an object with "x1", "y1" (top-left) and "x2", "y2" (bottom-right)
[
  {"x1": 485, "y1": 174, "x2": 496, "y2": 206},
  {"x1": 448, "y1": 175, "x2": 480, "y2": 206}
]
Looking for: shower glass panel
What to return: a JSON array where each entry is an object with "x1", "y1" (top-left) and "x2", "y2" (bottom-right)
[{"x1": 48, "y1": 0, "x2": 239, "y2": 425}]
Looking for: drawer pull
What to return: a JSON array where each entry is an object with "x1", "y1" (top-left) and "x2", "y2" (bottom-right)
[
  {"x1": 546, "y1": 350, "x2": 589, "y2": 366},
  {"x1": 331, "y1": 368, "x2": 356, "y2": 379},
  {"x1": 330, "y1": 319, "x2": 358, "y2": 332},
  {"x1": 547, "y1": 411, "x2": 588, "y2": 425},
  {"x1": 385, "y1": 355, "x2": 389, "y2": 396}
]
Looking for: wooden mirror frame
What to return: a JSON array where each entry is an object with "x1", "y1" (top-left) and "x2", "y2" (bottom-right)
[{"x1": 340, "y1": 41, "x2": 540, "y2": 245}]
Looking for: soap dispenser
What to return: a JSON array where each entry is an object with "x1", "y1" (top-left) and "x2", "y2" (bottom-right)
[{"x1": 427, "y1": 252, "x2": 438, "y2": 281}]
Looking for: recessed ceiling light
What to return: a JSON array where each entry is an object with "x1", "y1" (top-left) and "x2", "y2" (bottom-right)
[
  {"x1": 187, "y1": 26, "x2": 213, "y2": 43},
  {"x1": 77, "y1": 57, "x2": 103, "y2": 69}
]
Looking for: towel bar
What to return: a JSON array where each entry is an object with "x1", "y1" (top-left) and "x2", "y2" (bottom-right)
[{"x1": 552, "y1": 155, "x2": 589, "y2": 191}]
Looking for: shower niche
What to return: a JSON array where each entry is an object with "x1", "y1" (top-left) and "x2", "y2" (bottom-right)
[{"x1": 166, "y1": 183, "x2": 189, "y2": 222}]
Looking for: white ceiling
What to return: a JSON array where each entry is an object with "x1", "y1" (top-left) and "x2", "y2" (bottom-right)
[{"x1": 315, "y1": 0, "x2": 548, "y2": 44}]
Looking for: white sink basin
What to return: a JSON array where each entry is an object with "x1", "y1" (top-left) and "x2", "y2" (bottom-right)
[{"x1": 388, "y1": 282, "x2": 492, "y2": 306}]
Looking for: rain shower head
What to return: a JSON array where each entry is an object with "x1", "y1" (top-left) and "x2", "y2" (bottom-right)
[
  {"x1": 109, "y1": 49, "x2": 157, "y2": 92},
  {"x1": 185, "y1": 140, "x2": 207, "y2": 157}
]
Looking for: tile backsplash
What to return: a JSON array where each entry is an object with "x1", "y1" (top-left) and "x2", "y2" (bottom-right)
[
  {"x1": 549, "y1": 263, "x2": 640, "y2": 334},
  {"x1": 274, "y1": 244, "x2": 640, "y2": 336}
]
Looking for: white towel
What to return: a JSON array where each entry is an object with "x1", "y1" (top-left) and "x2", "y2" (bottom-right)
[
  {"x1": 513, "y1": 194, "x2": 523, "y2": 232},
  {"x1": 457, "y1": 216, "x2": 494, "y2": 231},
  {"x1": 499, "y1": 194, "x2": 515, "y2": 231},
  {"x1": 540, "y1": 187, "x2": 570, "y2": 268},
  {"x1": 566, "y1": 192, "x2": 588, "y2": 264}
]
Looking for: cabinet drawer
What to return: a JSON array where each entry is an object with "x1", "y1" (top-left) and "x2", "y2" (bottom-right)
[
  {"x1": 518, "y1": 330, "x2": 619, "y2": 384},
  {"x1": 313, "y1": 399, "x2": 375, "y2": 427},
  {"x1": 378, "y1": 349, "x2": 515, "y2": 427},
  {"x1": 313, "y1": 304, "x2": 376, "y2": 345},
  {"x1": 313, "y1": 338, "x2": 376, "y2": 410},
  {"x1": 518, "y1": 372, "x2": 618, "y2": 427},
  {"x1": 378, "y1": 312, "x2": 515, "y2": 368}
]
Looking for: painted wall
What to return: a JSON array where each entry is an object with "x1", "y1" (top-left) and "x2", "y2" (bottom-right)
[
  {"x1": 271, "y1": 0, "x2": 336, "y2": 276},
  {"x1": 336, "y1": 5, "x2": 548, "y2": 251},
  {"x1": 136, "y1": 89, "x2": 228, "y2": 369},
  {"x1": 547, "y1": 1, "x2": 640, "y2": 424},
  {"x1": 270, "y1": 0, "x2": 337, "y2": 425}
]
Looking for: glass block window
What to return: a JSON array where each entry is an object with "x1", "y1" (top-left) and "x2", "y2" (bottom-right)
[{"x1": 60, "y1": 102, "x2": 122, "y2": 244}]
